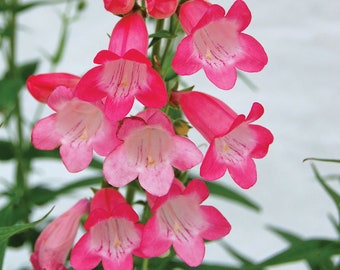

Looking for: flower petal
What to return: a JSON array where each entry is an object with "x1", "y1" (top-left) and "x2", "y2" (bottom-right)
[
  {"x1": 173, "y1": 236, "x2": 205, "y2": 267},
  {"x1": 178, "y1": 0, "x2": 212, "y2": 34},
  {"x1": 225, "y1": 0, "x2": 252, "y2": 32},
  {"x1": 31, "y1": 114, "x2": 61, "y2": 150},
  {"x1": 108, "y1": 13, "x2": 148, "y2": 56},
  {"x1": 47, "y1": 86, "x2": 74, "y2": 111},
  {"x1": 203, "y1": 59, "x2": 237, "y2": 90},
  {"x1": 229, "y1": 157, "x2": 257, "y2": 189},
  {"x1": 139, "y1": 163, "x2": 174, "y2": 196},
  {"x1": 135, "y1": 67, "x2": 168, "y2": 108},
  {"x1": 200, "y1": 142, "x2": 228, "y2": 180},
  {"x1": 70, "y1": 233, "x2": 101, "y2": 270},
  {"x1": 103, "y1": 146, "x2": 138, "y2": 187},
  {"x1": 26, "y1": 73, "x2": 80, "y2": 103},
  {"x1": 200, "y1": 205, "x2": 231, "y2": 240},
  {"x1": 104, "y1": 0, "x2": 134, "y2": 15},
  {"x1": 171, "y1": 136, "x2": 203, "y2": 170},
  {"x1": 175, "y1": 91, "x2": 237, "y2": 142},
  {"x1": 139, "y1": 216, "x2": 172, "y2": 257},
  {"x1": 235, "y1": 33, "x2": 268, "y2": 72},
  {"x1": 105, "y1": 94, "x2": 135, "y2": 121},
  {"x1": 60, "y1": 142, "x2": 93, "y2": 172},
  {"x1": 74, "y1": 66, "x2": 108, "y2": 101},
  {"x1": 172, "y1": 35, "x2": 202, "y2": 75}
]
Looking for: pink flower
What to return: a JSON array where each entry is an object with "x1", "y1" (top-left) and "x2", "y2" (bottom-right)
[
  {"x1": 70, "y1": 188, "x2": 143, "y2": 270},
  {"x1": 140, "y1": 179, "x2": 231, "y2": 267},
  {"x1": 26, "y1": 73, "x2": 80, "y2": 103},
  {"x1": 173, "y1": 91, "x2": 274, "y2": 189},
  {"x1": 75, "y1": 13, "x2": 167, "y2": 121},
  {"x1": 31, "y1": 85, "x2": 119, "y2": 172},
  {"x1": 30, "y1": 199, "x2": 90, "y2": 270},
  {"x1": 103, "y1": 0, "x2": 134, "y2": 15},
  {"x1": 146, "y1": 0, "x2": 179, "y2": 19},
  {"x1": 172, "y1": 0, "x2": 268, "y2": 90},
  {"x1": 103, "y1": 108, "x2": 203, "y2": 196}
]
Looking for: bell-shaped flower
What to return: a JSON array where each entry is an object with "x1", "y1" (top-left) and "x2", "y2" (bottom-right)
[
  {"x1": 146, "y1": 0, "x2": 179, "y2": 19},
  {"x1": 172, "y1": 0, "x2": 268, "y2": 90},
  {"x1": 75, "y1": 13, "x2": 167, "y2": 121},
  {"x1": 70, "y1": 188, "x2": 143, "y2": 270},
  {"x1": 26, "y1": 72, "x2": 80, "y2": 103},
  {"x1": 173, "y1": 91, "x2": 274, "y2": 189},
  {"x1": 103, "y1": 108, "x2": 203, "y2": 196},
  {"x1": 140, "y1": 179, "x2": 231, "y2": 267},
  {"x1": 103, "y1": 0, "x2": 135, "y2": 15},
  {"x1": 31, "y1": 85, "x2": 119, "y2": 172},
  {"x1": 30, "y1": 199, "x2": 90, "y2": 270}
]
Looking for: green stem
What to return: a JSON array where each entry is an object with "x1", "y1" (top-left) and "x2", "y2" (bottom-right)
[
  {"x1": 142, "y1": 258, "x2": 149, "y2": 270},
  {"x1": 125, "y1": 184, "x2": 136, "y2": 205},
  {"x1": 151, "y1": 19, "x2": 165, "y2": 68}
]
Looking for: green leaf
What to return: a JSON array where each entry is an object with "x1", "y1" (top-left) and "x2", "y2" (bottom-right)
[
  {"x1": 0, "y1": 208, "x2": 53, "y2": 269},
  {"x1": 0, "y1": 140, "x2": 15, "y2": 160},
  {"x1": 17, "y1": 60, "x2": 39, "y2": 81},
  {"x1": 0, "y1": 76, "x2": 23, "y2": 112},
  {"x1": 258, "y1": 239, "x2": 340, "y2": 268},
  {"x1": 220, "y1": 242, "x2": 257, "y2": 268},
  {"x1": 267, "y1": 226, "x2": 302, "y2": 244},
  {"x1": 0, "y1": 208, "x2": 53, "y2": 244},
  {"x1": 311, "y1": 164, "x2": 340, "y2": 222},
  {"x1": 149, "y1": 30, "x2": 176, "y2": 39},
  {"x1": 30, "y1": 176, "x2": 102, "y2": 206},
  {"x1": 205, "y1": 181, "x2": 261, "y2": 212}
]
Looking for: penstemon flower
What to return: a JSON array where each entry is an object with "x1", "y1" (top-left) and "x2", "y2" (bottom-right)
[
  {"x1": 31, "y1": 86, "x2": 119, "y2": 172},
  {"x1": 140, "y1": 179, "x2": 231, "y2": 266},
  {"x1": 75, "y1": 12, "x2": 168, "y2": 121},
  {"x1": 146, "y1": 0, "x2": 179, "y2": 19},
  {"x1": 26, "y1": 72, "x2": 80, "y2": 103},
  {"x1": 172, "y1": 0, "x2": 268, "y2": 90},
  {"x1": 103, "y1": 108, "x2": 203, "y2": 196},
  {"x1": 27, "y1": 0, "x2": 273, "y2": 269},
  {"x1": 30, "y1": 199, "x2": 89, "y2": 270},
  {"x1": 103, "y1": 0, "x2": 135, "y2": 15},
  {"x1": 70, "y1": 188, "x2": 144, "y2": 270},
  {"x1": 173, "y1": 91, "x2": 274, "y2": 188}
]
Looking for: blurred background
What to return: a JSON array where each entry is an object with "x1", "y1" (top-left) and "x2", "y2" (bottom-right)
[{"x1": 1, "y1": 0, "x2": 340, "y2": 269}]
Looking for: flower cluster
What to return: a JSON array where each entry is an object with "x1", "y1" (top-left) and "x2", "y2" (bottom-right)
[{"x1": 27, "y1": 0, "x2": 273, "y2": 269}]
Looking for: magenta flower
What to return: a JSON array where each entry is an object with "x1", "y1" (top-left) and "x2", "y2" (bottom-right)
[
  {"x1": 103, "y1": 0, "x2": 134, "y2": 15},
  {"x1": 103, "y1": 108, "x2": 203, "y2": 196},
  {"x1": 146, "y1": 0, "x2": 179, "y2": 19},
  {"x1": 31, "y1": 85, "x2": 119, "y2": 172},
  {"x1": 140, "y1": 179, "x2": 231, "y2": 267},
  {"x1": 172, "y1": 0, "x2": 268, "y2": 90},
  {"x1": 75, "y1": 13, "x2": 168, "y2": 121},
  {"x1": 30, "y1": 199, "x2": 90, "y2": 270},
  {"x1": 26, "y1": 72, "x2": 80, "y2": 103},
  {"x1": 70, "y1": 188, "x2": 143, "y2": 270},
  {"x1": 173, "y1": 91, "x2": 274, "y2": 189}
]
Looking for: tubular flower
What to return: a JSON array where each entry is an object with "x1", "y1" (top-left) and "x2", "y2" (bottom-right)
[
  {"x1": 172, "y1": 0, "x2": 268, "y2": 90},
  {"x1": 31, "y1": 85, "x2": 119, "y2": 172},
  {"x1": 70, "y1": 188, "x2": 143, "y2": 270},
  {"x1": 103, "y1": 108, "x2": 203, "y2": 196},
  {"x1": 173, "y1": 91, "x2": 274, "y2": 189},
  {"x1": 140, "y1": 179, "x2": 231, "y2": 267},
  {"x1": 26, "y1": 73, "x2": 80, "y2": 103},
  {"x1": 146, "y1": 0, "x2": 179, "y2": 19},
  {"x1": 30, "y1": 199, "x2": 90, "y2": 270},
  {"x1": 75, "y1": 13, "x2": 167, "y2": 121},
  {"x1": 103, "y1": 0, "x2": 135, "y2": 15}
]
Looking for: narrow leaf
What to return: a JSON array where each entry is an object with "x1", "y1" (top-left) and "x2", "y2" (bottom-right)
[
  {"x1": 259, "y1": 239, "x2": 340, "y2": 267},
  {"x1": 206, "y1": 181, "x2": 260, "y2": 212},
  {"x1": 0, "y1": 208, "x2": 53, "y2": 244}
]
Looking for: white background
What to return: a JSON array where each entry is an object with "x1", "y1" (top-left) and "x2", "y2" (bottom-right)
[{"x1": 1, "y1": 0, "x2": 340, "y2": 269}]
